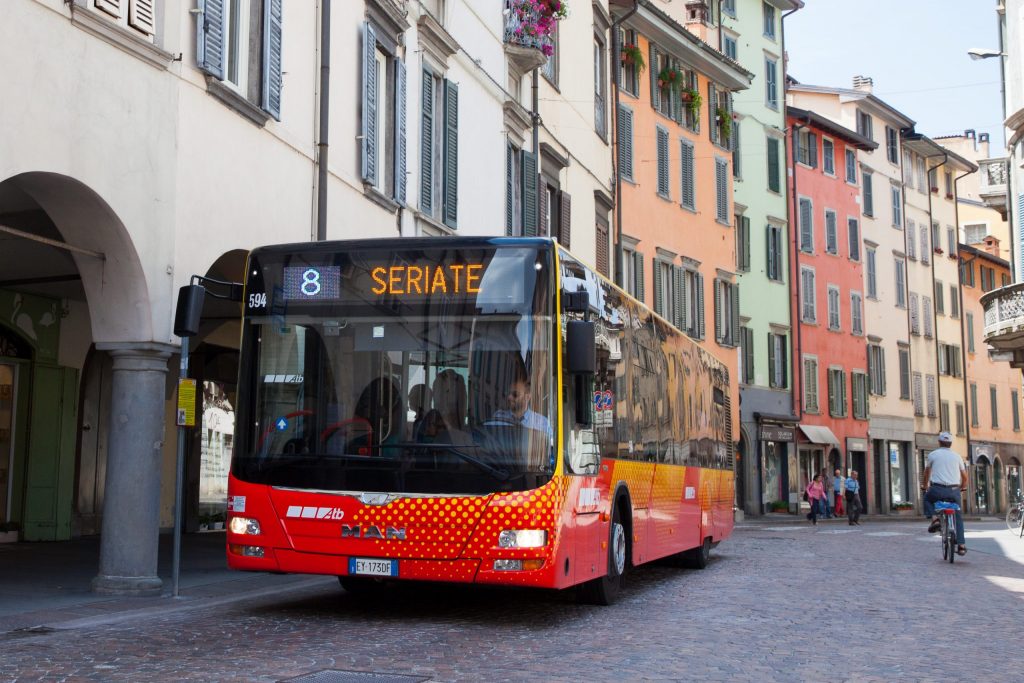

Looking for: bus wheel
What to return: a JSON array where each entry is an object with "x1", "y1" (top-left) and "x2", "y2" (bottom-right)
[
  {"x1": 579, "y1": 504, "x2": 626, "y2": 605},
  {"x1": 683, "y1": 536, "x2": 712, "y2": 569}
]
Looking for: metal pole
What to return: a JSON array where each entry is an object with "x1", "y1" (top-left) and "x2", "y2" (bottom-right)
[{"x1": 171, "y1": 335, "x2": 189, "y2": 597}]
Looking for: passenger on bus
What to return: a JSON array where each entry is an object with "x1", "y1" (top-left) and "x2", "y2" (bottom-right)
[
  {"x1": 408, "y1": 383, "x2": 431, "y2": 439},
  {"x1": 418, "y1": 369, "x2": 472, "y2": 446},
  {"x1": 351, "y1": 377, "x2": 403, "y2": 455}
]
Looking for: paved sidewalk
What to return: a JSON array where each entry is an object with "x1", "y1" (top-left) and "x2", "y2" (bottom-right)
[{"x1": 0, "y1": 532, "x2": 321, "y2": 633}]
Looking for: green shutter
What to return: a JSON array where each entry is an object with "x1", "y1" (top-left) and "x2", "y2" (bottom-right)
[
  {"x1": 696, "y1": 272, "x2": 706, "y2": 339},
  {"x1": 420, "y1": 69, "x2": 434, "y2": 214},
  {"x1": 442, "y1": 79, "x2": 459, "y2": 228},
  {"x1": 653, "y1": 259, "x2": 664, "y2": 317},
  {"x1": 634, "y1": 251, "x2": 645, "y2": 302},
  {"x1": 394, "y1": 59, "x2": 407, "y2": 203},
  {"x1": 767, "y1": 137, "x2": 780, "y2": 192},
  {"x1": 731, "y1": 284, "x2": 740, "y2": 347},
  {"x1": 521, "y1": 149, "x2": 537, "y2": 236},
  {"x1": 361, "y1": 21, "x2": 378, "y2": 185}
]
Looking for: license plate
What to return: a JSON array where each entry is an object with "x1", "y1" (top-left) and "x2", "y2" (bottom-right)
[{"x1": 348, "y1": 557, "x2": 398, "y2": 577}]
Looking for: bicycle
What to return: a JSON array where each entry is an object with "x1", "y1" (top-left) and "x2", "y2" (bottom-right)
[
  {"x1": 934, "y1": 501, "x2": 961, "y2": 563},
  {"x1": 1007, "y1": 498, "x2": 1024, "y2": 538}
]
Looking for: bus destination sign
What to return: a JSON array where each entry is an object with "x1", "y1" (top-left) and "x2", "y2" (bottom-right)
[{"x1": 282, "y1": 263, "x2": 484, "y2": 302}]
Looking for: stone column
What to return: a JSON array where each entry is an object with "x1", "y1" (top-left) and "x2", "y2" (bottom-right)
[{"x1": 93, "y1": 343, "x2": 172, "y2": 596}]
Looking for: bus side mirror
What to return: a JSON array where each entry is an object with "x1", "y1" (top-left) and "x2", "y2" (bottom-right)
[
  {"x1": 566, "y1": 321, "x2": 595, "y2": 375},
  {"x1": 173, "y1": 285, "x2": 206, "y2": 338}
]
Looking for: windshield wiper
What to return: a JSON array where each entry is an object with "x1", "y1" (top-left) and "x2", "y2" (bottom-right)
[{"x1": 391, "y1": 442, "x2": 510, "y2": 481}]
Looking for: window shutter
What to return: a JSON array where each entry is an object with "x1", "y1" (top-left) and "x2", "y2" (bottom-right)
[
  {"x1": 95, "y1": 0, "x2": 122, "y2": 18},
  {"x1": 800, "y1": 200, "x2": 812, "y2": 251},
  {"x1": 766, "y1": 225, "x2": 777, "y2": 280},
  {"x1": 196, "y1": 0, "x2": 226, "y2": 80},
  {"x1": 634, "y1": 251, "x2": 645, "y2": 302},
  {"x1": 766, "y1": 332, "x2": 775, "y2": 386},
  {"x1": 828, "y1": 370, "x2": 837, "y2": 416},
  {"x1": 672, "y1": 61, "x2": 684, "y2": 125},
  {"x1": 420, "y1": 70, "x2": 434, "y2": 214},
  {"x1": 361, "y1": 21, "x2": 378, "y2": 185},
  {"x1": 653, "y1": 260, "x2": 664, "y2": 317},
  {"x1": 741, "y1": 216, "x2": 751, "y2": 270},
  {"x1": 716, "y1": 158, "x2": 728, "y2": 222},
  {"x1": 714, "y1": 279, "x2": 723, "y2": 342},
  {"x1": 880, "y1": 348, "x2": 887, "y2": 395},
  {"x1": 679, "y1": 270, "x2": 690, "y2": 333},
  {"x1": 129, "y1": 0, "x2": 156, "y2": 36},
  {"x1": 657, "y1": 127, "x2": 669, "y2": 197},
  {"x1": 708, "y1": 84, "x2": 718, "y2": 145},
  {"x1": 558, "y1": 190, "x2": 571, "y2": 248},
  {"x1": 521, "y1": 149, "x2": 537, "y2": 236},
  {"x1": 596, "y1": 221, "x2": 609, "y2": 276},
  {"x1": 393, "y1": 59, "x2": 407, "y2": 202},
  {"x1": 672, "y1": 266, "x2": 683, "y2": 329},
  {"x1": 618, "y1": 106, "x2": 634, "y2": 179},
  {"x1": 744, "y1": 328, "x2": 754, "y2": 383},
  {"x1": 649, "y1": 45, "x2": 660, "y2": 110},
  {"x1": 696, "y1": 272, "x2": 706, "y2": 339},
  {"x1": 779, "y1": 336, "x2": 788, "y2": 388},
  {"x1": 261, "y1": 0, "x2": 283, "y2": 120},
  {"x1": 731, "y1": 283, "x2": 740, "y2": 347},
  {"x1": 538, "y1": 183, "x2": 549, "y2": 237},
  {"x1": 725, "y1": 92, "x2": 735, "y2": 150},
  {"x1": 767, "y1": 137, "x2": 780, "y2": 192},
  {"x1": 910, "y1": 293, "x2": 919, "y2": 334},
  {"x1": 505, "y1": 143, "x2": 514, "y2": 235},
  {"x1": 680, "y1": 141, "x2": 694, "y2": 209},
  {"x1": 442, "y1": 79, "x2": 459, "y2": 228},
  {"x1": 808, "y1": 132, "x2": 818, "y2": 168}
]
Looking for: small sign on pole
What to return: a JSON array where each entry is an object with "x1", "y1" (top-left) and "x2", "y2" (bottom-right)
[{"x1": 177, "y1": 378, "x2": 197, "y2": 427}]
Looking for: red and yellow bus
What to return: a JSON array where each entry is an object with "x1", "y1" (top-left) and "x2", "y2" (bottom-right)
[{"x1": 227, "y1": 237, "x2": 734, "y2": 603}]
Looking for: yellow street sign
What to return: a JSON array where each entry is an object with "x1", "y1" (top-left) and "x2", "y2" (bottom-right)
[{"x1": 177, "y1": 378, "x2": 197, "y2": 427}]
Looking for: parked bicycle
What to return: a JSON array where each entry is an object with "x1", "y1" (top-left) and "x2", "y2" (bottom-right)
[
  {"x1": 935, "y1": 501, "x2": 961, "y2": 563},
  {"x1": 1007, "y1": 494, "x2": 1024, "y2": 538}
]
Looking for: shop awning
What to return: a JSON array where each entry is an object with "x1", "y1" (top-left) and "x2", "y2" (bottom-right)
[{"x1": 799, "y1": 425, "x2": 840, "y2": 446}]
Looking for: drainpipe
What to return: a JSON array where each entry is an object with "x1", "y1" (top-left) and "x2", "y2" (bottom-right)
[
  {"x1": 612, "y1": 0, "x2": 639, "y2": 288},
  {"x1": 315, "y1": 0, "x2": 332, "y2": 241},
  {"x1": 924, "y1": 152, "x2": 948, "y2": 434},
  {"x1": 788, "y1": 115, "x2": 809, "y2": 424},
  {"x1": 781, "y1": 4, "x2": 800, "y2": 420},
  {"x1": 953, "y1": 168, "x2": 976, "y2": 514}
]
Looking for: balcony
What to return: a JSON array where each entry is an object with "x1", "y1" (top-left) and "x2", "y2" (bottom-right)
[
  {"x1": 978, "y1": 157, "x2": 1008, "y2": 218},
  {"x1": 982, "y1": 283, "x2": 1024, "y2": 367},
  {"x1": 503, "y1": 0, "x2": 551, "y2": 74}
]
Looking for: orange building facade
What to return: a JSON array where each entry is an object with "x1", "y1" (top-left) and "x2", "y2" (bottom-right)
[
  {"x1": 786, "y1": 108, "x2": 876, "y2": 503},
  {"x1": 612, "y1": 2, "x2": 751, "y2": 436}
]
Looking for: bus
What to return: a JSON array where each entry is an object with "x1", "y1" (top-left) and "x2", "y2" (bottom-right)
[{"x1": 226, "y1": 237, "x2": 734, "y2": 604}]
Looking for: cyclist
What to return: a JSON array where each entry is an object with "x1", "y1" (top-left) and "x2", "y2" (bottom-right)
[{"x1": 921, "y1": 431, "x2": 968, "y2": 556}]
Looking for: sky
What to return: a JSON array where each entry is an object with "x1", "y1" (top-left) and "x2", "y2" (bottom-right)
[{"x1": 785, "y1": 0, "x2": 1004, "y2": 146}]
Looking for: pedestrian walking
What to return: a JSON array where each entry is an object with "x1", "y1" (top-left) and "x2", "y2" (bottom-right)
[
  {"x1": 820, "y1": 468, "x2": 833, "y2": 518},
  {"x1": 805, "y1": 474, "x2": 827, "y2": 525},
  {"x1": 833, "y1": 468, "x2": 845, "y2": 516},
  {"x1": 845, "y1": 470, "x2": 862, "y2": 525}
]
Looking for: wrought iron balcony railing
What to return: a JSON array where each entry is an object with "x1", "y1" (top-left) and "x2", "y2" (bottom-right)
[
  {"x1": 982, "y1": 282, "x2": 1024, "y2": 350},
  {"x1": 504, "y1": 1, "x2": 552, "y2": 53}
]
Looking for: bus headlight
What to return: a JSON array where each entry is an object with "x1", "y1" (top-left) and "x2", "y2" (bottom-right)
[
  {"x1": 497, "y1": 529, "x2": 547, "y2": 548},
  {"x1": 229, "y1": 517, "x2": 261, "y2": 535}
]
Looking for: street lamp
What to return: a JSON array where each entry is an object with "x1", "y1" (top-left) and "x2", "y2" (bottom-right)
[{"x1": 968, "y1": 47, "x2": 1006, "y2": 60}]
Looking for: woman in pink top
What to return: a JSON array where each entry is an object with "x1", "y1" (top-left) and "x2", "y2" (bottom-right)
[{"x1": 805, "y1": 474, "x2": 827, "y2": 525}]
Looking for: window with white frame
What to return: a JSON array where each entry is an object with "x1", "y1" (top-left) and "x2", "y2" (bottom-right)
[
  {"x1": 848, "y1": 218, "x2": 860, "y2": 261},
  {"x1": 940, "y1": 400, "x2": 950, "y2": 432},
  {"x1": 763, "y1": 2, "x2": 776, "y2": 38},
  {"x1": 799, "y1": 198, "x2": 814, "y2": 253},
  {"x1": 903, "y1": 151, "x2": 915, "y2": 189},
  {"x1": 956, "y1": 402, "x2": 965, "y2": 435},
  {"x1": 827, "y1": 285, "x2": 841, "y2": 330},
  {"x1": 796, "y1": 129, "x2": 817, "y2": 167},
  {"x1": 767, "y1": 136, "x2": 782, "y2": 192},
  {"x1": 724, "y1": 35, "x2": 738, "y2": 61},
  {"x1": 656, "y1": 126, "x2": 671, "y2": 199},
  {"x1": 421, "y1": 66, "x2": 459, "y2": 226},
  {"x1": 723, "y1": 0, "x2": 736, "y2": 16},
  {"x1": 885, "y1": 126, "x2": 898, "y2": 164},
  {"x1": 912, "y1": 372, "x2": 923, "y2": 416},
  {"x1": 923, "y1": 295, "x2": 933, "y2": 337},
  {"x1": 920, "y1": 225, "x2": 930, "y2": 264},
  {"x1": 909, "y1": 292, "x2": 920, "y2": 335},
  {"x1": 862, "y1": 171, "x2": 874, "y2": 216},
  {"x1": 852, "y1": 371, "x2": 869, "y2": 419},
  {"x1": 891, "y1": 185, "x2": 902, "y2": 228},
  {"x1": 653, "y1": 258, "x2": 676, "y2": 321},
  {"x1": 898, "y1": 346, "x2": 910, "y2": 399},
  {"x1": 868, "y1": 343, "x2": 886, "y2": 396},
  {"x1": 803, "y1": 356, "x2": 819, "y2": 413},
  {"x1": 823, "y1": 138, "x2": 835, "y2": 175},
  {"x1": 851, "y1": 291, "x2": 863, "y2": 335},
  {"x1": 964, "y1": 223, "x2": 987, "y2": 244},
  {"x1": 856, "y1": 110, "x2": 873, "y2": 140},
  {"x1": 894, "y1": 257, "x2": 906, "y2": 307},
  {"x1": 946, "y1": 226, "x2": 957, "y2": 256},
  {"x1": 801, "y1": 266, "x2": 816, "y2": 323},
  {"x1": 944, "y1": 170, "x2": 953, "y2": 197},
  {"x1": 618, "y1": 28, "x2": 639, "y2": 97},
  {"x1": 714, "y1": 279, "x2": 739, "y2": 347},
  {"x1": 680, "y1": 267, "x2": 705, "y2": 339},
  {"x1": 765, "y1": 56, "x2": 778, "y2": 108},
  {"x1": 825, "y1": 210, "x2": 838, "y2": 255},
  {"x1": 94, "y1": 0, "x2": 158, "y2": 41},
  {"x1": 950, "y1": 284, "x2": 959, "y2": 318},
  {"x1": 736, "y1": 215, "x2": 751, "y2": 272},
  {"x1": 767, "y1": 224, "x2": 784, "y2": 281},
  {"x1": 907, "y1": 219, "x2": 917, "y2": 260},
  {"x1": 845, "y1": 149, "x2": 857, "y2": 184},
  {"x1": 594, "y1": 33, "x2": 607, "y2": 138},
  {"x1": 680, "y1": 139, "x2": 695, "y2": 210},
  {"x1": 196, "y1": 0, "x2": 284, "y2": 121},
  {"x1": 618, "y1": 105, "x2": 634, "y2": 180},
  {"x1": 935, "y1": 280, "x2": 945, "y2": 315},
  {"x1": 927, "y1": 375, "x2": 937, "y2": 418},
  {"x1": 828, "y1": 367, "x2": 847, "y2": 417},
  {"x1": 916, "y1": 156, "x2": 926, "y2": 191},
  {"x1": 769, "y1": 332, "x2": 788, "y2": 389},
  {"x1": 542, "y1": 22, "x2": 558, "y2": 85},
  {"x1": 866, "y1": 247, "x2": 877, "y2": 298},
  {"x1": 715, "y1": 157, "x2": 730, "y2": 224}
]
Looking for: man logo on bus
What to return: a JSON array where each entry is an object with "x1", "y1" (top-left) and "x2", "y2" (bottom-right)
[{"x1": 341, "y1": 524, "x2": 407, "y2": 541}]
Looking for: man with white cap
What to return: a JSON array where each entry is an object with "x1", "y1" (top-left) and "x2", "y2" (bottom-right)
[{"x1": 921, "y1": 431, "x2": 968, "y2": 556}]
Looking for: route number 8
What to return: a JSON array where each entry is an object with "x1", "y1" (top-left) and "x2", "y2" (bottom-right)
[{"x1": 301, "y1": 269, "x2": 321, "y2": 296}]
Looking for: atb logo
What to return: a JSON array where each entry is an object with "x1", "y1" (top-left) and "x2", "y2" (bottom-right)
[{"x1": 301, "y1": 268, "x2": 321, "y2": 296}]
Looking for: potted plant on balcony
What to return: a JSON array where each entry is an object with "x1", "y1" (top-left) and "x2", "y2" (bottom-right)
[
  {"x1": 681, "y1": 87, "x2": 701, "y2": 122},
  {"x1": 505, "y1": 0, "x2": 569, "y2": 57},
  {"x1": 620, "y1": 42, "x2": 645, "y2": 73},
  {"x1": 657, "y1": 66, "x2": 683, "y2": 94},
  {"x1": 716, "y1": 106, "x2": 732, "y2": 141}
]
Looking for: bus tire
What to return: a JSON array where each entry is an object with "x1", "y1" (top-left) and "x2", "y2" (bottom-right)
[
  {"x1": 579, "y1": 502, "x2": 627, "y2": 606},
  {"x1": 683, "y1": 536, "x2": 712, "y2": 569}
]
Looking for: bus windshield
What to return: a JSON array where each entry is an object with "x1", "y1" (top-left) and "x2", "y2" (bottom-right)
[{"x1": 233, "y1": 243, "x2": 555, "y2": 495}]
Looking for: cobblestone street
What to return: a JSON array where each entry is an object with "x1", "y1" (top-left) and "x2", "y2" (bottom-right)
[{"x1": 3, "y1": 519, "x2": 1023, "y2": 682}]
